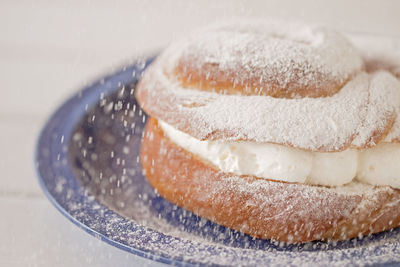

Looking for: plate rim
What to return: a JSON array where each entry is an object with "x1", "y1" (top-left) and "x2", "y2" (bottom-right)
[{"x1": 34, "y1": 56, "x2": 190, "y2": 266}]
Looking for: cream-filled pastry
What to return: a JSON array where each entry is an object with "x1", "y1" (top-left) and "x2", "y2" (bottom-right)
[{"x1": 136, "y1": 19, "x2": 400, "y2": 243}]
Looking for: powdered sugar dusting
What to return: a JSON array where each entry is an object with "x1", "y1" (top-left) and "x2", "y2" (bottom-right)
[
  {"x1": 352, "y1": 71, "x2": 400, "y2": 146},
  {"x1": 348, "y1": 33, "x2": 400, "y2": 142},
  {"x1": 137, "y1": 19, "x2": 400, "y2": 151},
  {"x1": 139, "y1": 66, "x2": 399, "y2": 151},
  {"x1": 162, "y1": 19, "x2": 363, "y2": 98}
]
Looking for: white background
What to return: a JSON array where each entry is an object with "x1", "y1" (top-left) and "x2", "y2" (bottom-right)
[{"x1": 1, "y1": 0, "x2": 399, "y2": 266}]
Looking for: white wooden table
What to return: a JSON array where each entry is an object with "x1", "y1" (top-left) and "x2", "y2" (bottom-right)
[{"x1": 1, "y1": 1, "x2": 399, "y2": 266}]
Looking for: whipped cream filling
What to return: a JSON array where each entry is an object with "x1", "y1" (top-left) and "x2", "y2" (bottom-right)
[{"x1": 159, "y1": 120, "x2": 400, "y2": 189}]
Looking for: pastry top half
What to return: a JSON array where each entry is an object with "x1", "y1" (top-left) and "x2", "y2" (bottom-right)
[{"x1": 136, "y1": 19, "x2": 400, "y2": 153}]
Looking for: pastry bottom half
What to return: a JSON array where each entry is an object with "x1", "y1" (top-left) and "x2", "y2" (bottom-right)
[{"x1": 140, "y1": 117, "x2": 400, "y2": 243}]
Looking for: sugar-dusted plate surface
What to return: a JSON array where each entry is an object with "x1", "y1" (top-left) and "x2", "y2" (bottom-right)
[{"x1": 36, "y1": 53, "x2": 400, "y2": 266}]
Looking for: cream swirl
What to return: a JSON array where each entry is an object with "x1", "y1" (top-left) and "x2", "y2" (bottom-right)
[{"x1": 159, "y1": 120, "x2": 400, "y2": 188}]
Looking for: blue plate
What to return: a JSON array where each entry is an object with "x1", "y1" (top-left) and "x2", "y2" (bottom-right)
[{"x1": 35, "y1": 56, "x2": 400, "y2": 266}]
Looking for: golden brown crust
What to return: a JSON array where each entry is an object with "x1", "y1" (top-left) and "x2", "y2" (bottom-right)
[
  {"x1": 172, "y1": 59, "x2": 349, "y2": 99},
  {"x1": 141, "y1": 117, "x2": 400, "y2": 243}
]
